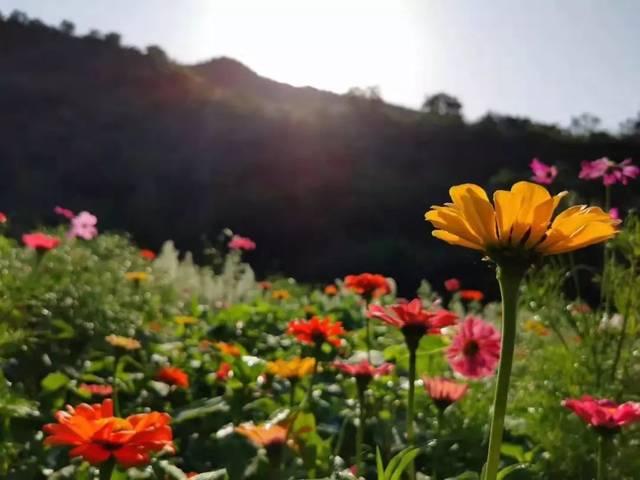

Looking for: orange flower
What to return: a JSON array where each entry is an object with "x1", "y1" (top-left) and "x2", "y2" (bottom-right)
[
  {"x1": 156, "y1": 367, "x2": 189, "y2": 389},
  {"x1": 125, "y1": 271, "x2": 149, "y2": 283},
  {"x1": 324, "y1": 285, "x2": 338, "y2": 296},
  {"x1": 43, "y1": 399, "x2": 174, "y2": 468},
  {"x1": 459, "y1": 290, "x2": 484, "y2": 302},
  {"x1": 287, "y1": 316, "x2": 345, "y2": 348},
  {"x1": 174, "y1": 315, "x2": 199, "y2": 325},
  {"x1": 523, "y1": 319, "x2": 550, "y2": 337},
  {"x1": 140, "y1": 249, "x2": 156, "y2": 261},
  {"x1": 423, "y1": 377, "x2": 468, "y2": 411},
  {"x1": 105, "y1": 335, "x2": 141, "y2": 351},
  {"x1": 79, "y1": 384, "x2": 113, "y2": 397},
  {"x1": 216, "y1": 342, "x2": 242, "y2": 357},
  {"x1": 344, "y1": 273, "x2": 390, "y2": 299},
  {"x1": 235, "y1": 423, "x2": 288, "y2": 449},
  {"x1": 272, "y1": 289, "x2": 290, "y2": 300}
]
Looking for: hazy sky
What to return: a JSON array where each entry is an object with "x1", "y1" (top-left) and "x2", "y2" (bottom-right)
[{"x1": 2, "y1": 0, "x2": 639, "y2": 130}]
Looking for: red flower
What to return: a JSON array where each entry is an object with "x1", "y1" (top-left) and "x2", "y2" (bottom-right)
[
  {"x1": 444, "y1": 278, "x2": 461, "y2": 292},
  {"x1": 54, "y1": 206, "x2": 75, "y2": 220},
  {"x1": 447, "y1": 316, "x2": 500, "y2": 379},
  {"x1": 344, "y1": 273, "x2": 390, "y2": 299},
  {"x1": 0, "y1": 212, "x2": 6, "y2": 224},
  {"x1": 324, "y1": 284, "x2": 338, "y2": 296},
  {"x1": 459, "y1": 290, "x2": 484, "y2": 302},
  {"x1": 140, "y1": 249, "x2": 156, "y2": 260},
  {"x1": 563, "y1": 396, "x2": 640, "y2": 431},
  {"x1": 43, "y1": 399, "x2": 174, "y2": 468},
  {"x1": 156, "y1": 367, "x2": 189, "y2": 389},
  {"x1": 259, "y1": 281, "x2": 272, "y2": 290},
  {"x1": 368, "y1": 299, "x2": 457, "y2": 335},
  {"x1": 216, "y1": 362, "x2": 232, "y2": 381},
  {"x1": 22, "y1": 232, "x2": 60, "y2": 251},
  {"x1": 79, "y1": 383, "x2": 113, "y2": 397},
  {"x1": 287, "y1": 316, "x2": 346, "y2": 348},
  {"x1": 423, "y1": 377, "x2": 468, "y2": 410},
  {"x1": 334, "y1": 360, "x2": 394, "y2": 380},
  {"x1": 228, "y1": 235, "x2": 256, "y2": 251}
]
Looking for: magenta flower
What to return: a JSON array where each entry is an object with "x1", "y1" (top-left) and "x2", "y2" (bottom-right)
[
  {"x1": 228, "y1": 235, "x2": 256, "y2": 251},
  {"x1": 69, "y1": 211, "x2": 98, "y2": 240},
  {"x1": 334, "y1": 360, "x2": 394, "y2": 379},
  {"x1": 529, "y1": 158, "x2": 558, "y2": 185},
  {"x1": 609, "y1": 208, "x2": 620, "y2": 221},
  {"x1": 579, "y1": 157, "x2": 639, "y2": 186},
  {"x1": 447, "y1": 316, "x2": 501, "y2": 379},
  {"x1": 563, "y1": 396, "x2": 640, "y2": 431},
  {"x1": 54, "y1": 206, "x2": 75, "y2": 220}
]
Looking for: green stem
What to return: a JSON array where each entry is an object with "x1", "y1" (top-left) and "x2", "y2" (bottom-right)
[
  {"x1": 406, "y1": 344, "x2": 417, "y2": 480},
  {"x1": 484, "y1": 264, "x2": 525, "y2": 480},
  {"x1": 597, "y1": 435, "x2": 609, "y2": 480},
  {"x1": 98, "y1": 459, "x2": 115, "y2": 480},
  {"x1": 610, "y1": 260, "x2": 636, "y2": 383},
  {"x1": 289, "y1": 378, "x2": 297, "y2": 407},
  {"x1": 356, "y1": 385, "x2": 366, "y2": 474},
  {"x1": 433, "y1": 409, "x2": 444, "y2": 480},
  {"x1": 112, "y1": 353, "x2": 122, "y2": 417},
  {"x1": 366, "y1": 317, "x2": 372, "y2": 362}
]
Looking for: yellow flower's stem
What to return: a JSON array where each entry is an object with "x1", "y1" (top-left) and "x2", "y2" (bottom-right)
[{"x1": 484, "y1": 264, "x2": 526, "y2": 480}]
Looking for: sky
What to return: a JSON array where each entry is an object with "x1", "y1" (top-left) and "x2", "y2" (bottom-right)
[{"x1": 2, "y1": 0, "x2": 639, "y2": 130}]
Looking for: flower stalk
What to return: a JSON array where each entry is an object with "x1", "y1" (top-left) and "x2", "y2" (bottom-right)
[
  {"x1": 356, "y1": 381, "x2": 366, "y2": 474},
  {"x1": 406, "y1": 341, "x2": 418, "y2": 480},
  {"x1": 484, "y1": 263, "x2": 526, "y2": 480},
  {"x1": 597, "y1": 434, "x2": 610, "y2": 480}
]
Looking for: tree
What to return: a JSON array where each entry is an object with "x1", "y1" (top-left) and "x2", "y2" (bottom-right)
[
  {"x1": 8, "y1": 10, "x2": 28, "y2": 24},
  {"x1": 146, "y1": 45, "x2": 169, "y2": 64},
  {"x1": 59, "y1": 20, "x2": 75, "y2": 36},
  {"x1": 104, "y1": 32, "x2": 121, "y2": 46},
  {"x1": 619, "y1": 112, "x2": 640, "y2": 137},
  {"x1": 422, "y1": 92, "x2": 462, "y2": 117},
  {"x1": 569, "y1": 113, "x2": 601, "y2": 136},
  {"x1": 346, "y1": 86, "x2": 383, "y2": 102}
]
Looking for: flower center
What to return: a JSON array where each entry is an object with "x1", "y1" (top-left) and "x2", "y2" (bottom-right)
[{"x1": 462, "y1": 340, "x2": 480, "y2": 357}]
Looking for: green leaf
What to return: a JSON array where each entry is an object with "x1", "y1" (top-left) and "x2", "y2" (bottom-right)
[
  {"x1": 376, "y1": 447, "x2": 385, "y2": 480},
  {"x1": 388, "y1": 447, "x2": 420, "y2": 480},
  {"x1": 497, "y1": 463, "x2": 529, "y2": 480},
  {"x1": 173, "y1": 397, "x2": 229, "y2": 424},
  {"x1": 191, "y1": 469, "x2": 229, "y2": 479},
  {"x1": 41, "y1": 371, "x2": 70, "y2": 392},
  {"x1": 500, "y1": 442, "x2": 526, "y2": 463}
]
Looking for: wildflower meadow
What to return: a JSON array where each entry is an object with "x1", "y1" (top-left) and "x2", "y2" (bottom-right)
[{"x1": 1, "y1": 157, "x2": 640, "y2": 480}]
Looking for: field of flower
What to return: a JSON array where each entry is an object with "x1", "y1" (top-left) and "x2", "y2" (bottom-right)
[{"x1": 1, "y1": 158, "x2": 639, "y2": 480}]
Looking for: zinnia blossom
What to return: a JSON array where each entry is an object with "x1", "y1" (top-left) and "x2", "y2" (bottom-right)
[
  {"x1": 267, "y1": 357, "x2": 316, "y2": 379},
  {"x1": 140, "y1": 249, "x2": 156, "y2": 260},
  {"x1": 235, "y1": 423, "x2": 288, "y2": 450},
  {"x1": 54, "y1": 206, "x2": 75, "y2": 219},
  {"x1": 272, "y1": 289, "x2": 290, "y2": 300},
  {"x1": 125, "y1": 271, "x2": 149, "y2": 283},
  {"x1": 447, "y1": 316, "x2": 501, "y2": 379},
  {"x1": 79, "y1": 383, "x2": 113, "y2": 397},
  {"x1": 444, "y1": 278, "x2": 461, "y2": 292},
  {"x1": 609, "y1": 208, "x2": 620, "y2": 221},
  {"x1": 459, "y1": 290, "x2": 484, "y2": 302},
  {"x1": 368, "y1": 298, "x2": 457, "y2": 340},
  {"x1": 423, "y1": 377, "x2": 469, "y2": 410},
  {"x1": 105, "y1": 335, "x2": 141, "y2": 351},
  {"x1": 563, "y1": 396, "x2": 640, "y2": 431},
  {"x1": 344, "y1": 273, "x2": 391, "y2": 299},
  {"x1": 228, "y1": 235, "x2": 256, "y2": 250},
  {"x1": 216, "y1": 362, "x2": 233, "y2": 381},
  {"x1": 324, "y1": 284, "x2": 338, "y2": 296},
  {"x1": 69, "y1": 211, "x2": 98, "y2": 240},
  {"x1": 425, "y1": 181, "x2": 619, "y2": 257},
  {"x1": 174, "y1": 315, "x2": 199, "y2": 325},
  {"x1": 334, "y1": 359, "x2": 394, "y2": 380},
  {"x1": 580, "y1": 157, "x2": 639, "y2": 186},
  {"x1": 156, "y1": 367, "x2": 189, "y2": 389},
  {"x1": 0, "y1": 212, "x2": 6, "y2": 224},
  {"x1": 216, "y1": 342, "x2": 242, "y2": 357},
  {"x1": 43, "y1": 399, "x2": 174, "y2": 468},
  {"x1": 23, "y1": 232, "x2": 60, "y2": 251},
  {"x1": 523, "y1": 319, "x2": 549, "y2": 337},
  {"x1": 287, "y1": 316, "x2": 346, "y2": 348},
  {"x1": 530, "y1": 158, "x2": 558, "y2": 185}
]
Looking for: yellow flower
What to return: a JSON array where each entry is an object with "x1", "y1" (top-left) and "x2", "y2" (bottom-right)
[
  {"x1": 125, "y1": 271, "x2": 149, "y2": 282},
  {"x1": 216, "y1": 342, "x2": 242, "y2": 357},
  {"x1": 523, "y1": 319, "x2": 549, "y2": 337},
  {"x1": 174, "y1": 315, "x2": 198, "y2": 325},
  {"x1": 425, "y1": 181, "x2": 619, "y2": 257},
  {"x1": 272, "y1": 289, "x2": 290, "y2": 300},
  {"x1": 105, "y1": 334, "x2": 141, "y2": 351},
  {"x1": 267, "y1": 357, "x2": 316, "y2": 379}
]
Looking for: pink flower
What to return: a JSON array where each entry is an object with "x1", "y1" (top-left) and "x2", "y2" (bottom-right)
[
  {"x1": 69, "y1": 211, "x2": 98, "y2": 240},
  {"x1": 579, "y1": 157, "x2": 639, "y2": 186},
  {"x1": 447, "y1": 316, "x2": 501, "y2": 379},
  {"x1": 530, "y1": 158, "x2": 558, "y2": 185},
  {"x1": 334, "y1": 360, "x2": 394, "y2": 379},
  {"x1": 423, "y1": 377, "x2": 468, "y2": 410},
  {"x1": 0, "y1": 212, "x2": 6, "y2": 224},
  {"x1": 563, "y1": 396, "x2": 640, "y2": 430},
  {"x1": 54, "y1": 206, "x2": 75, "y2": 220},
  {"x1": 609, "y1": 208, "x2": 620, "y2": 221},
  {"x1": 579, "y1": 157, "x2": 612, "y2": 181},
  {"x1": 228, "y1": 235, "x2": 256, "y2": 251},
  {"x1": 368, "y1": 299, "x2": 457, "y2": 336},
  {"x1": 23, "y1": 232, "x2": 60, "y2": 251},
  {"x1": 444, "y1": 278, "x2": 461, "y2": 292}
]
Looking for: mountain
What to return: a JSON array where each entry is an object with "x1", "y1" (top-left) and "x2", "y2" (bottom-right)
[{"x1": 1, "y1": 12, "x2": 639, "y2": 295}]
